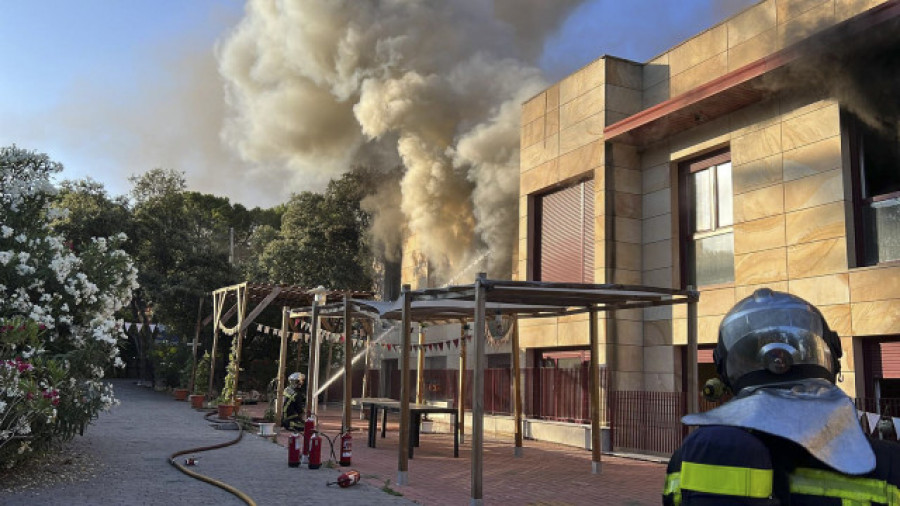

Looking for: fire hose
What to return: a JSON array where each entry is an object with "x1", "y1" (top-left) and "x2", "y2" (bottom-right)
[{"x1": 167, "y1": 410, "x2": 257, "y2": 506}]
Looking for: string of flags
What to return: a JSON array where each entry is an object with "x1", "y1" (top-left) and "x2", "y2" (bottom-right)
[
  {"x1": 858, "y1": 409, "x2": 900, "y2": 440},
  {"x1": 123, "y1": 322, "x2": 158, "y2": 333},
  {"x1": 251, "y1": 323, "x2": 511, "y2": 353}
]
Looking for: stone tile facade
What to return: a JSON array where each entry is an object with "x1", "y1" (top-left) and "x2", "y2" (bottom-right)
[{"x1": 516, "y1": 0, "x2": 898, "y2": 398}]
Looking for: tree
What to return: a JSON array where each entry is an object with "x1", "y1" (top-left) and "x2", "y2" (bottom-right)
[
  {"x1": 253, "y1": 166, "x2": 378, "y2": 291},
  {"x1": 51, "y1": 178, "x2": 133, "y2": 253}
]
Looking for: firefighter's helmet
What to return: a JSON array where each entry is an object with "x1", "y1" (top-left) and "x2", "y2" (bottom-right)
[
  {"x1": 288, "y1": 372, "x2": 305, "y2": 387},
  {"x1": 714, "y1": 288, "x2": 842, "y2": 395}
]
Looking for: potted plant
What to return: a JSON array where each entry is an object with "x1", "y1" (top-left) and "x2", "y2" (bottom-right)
[
  {"x1": 189, "y1": 351, "x2": 211, "y2": 409},
  {"x1": 217, "y1": 339, "x2": 239, "y2": 419}
]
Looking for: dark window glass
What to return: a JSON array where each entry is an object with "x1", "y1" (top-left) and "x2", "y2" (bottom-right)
[{"x1": 685, "y1": 156, "x2": 734, "y2": 286}]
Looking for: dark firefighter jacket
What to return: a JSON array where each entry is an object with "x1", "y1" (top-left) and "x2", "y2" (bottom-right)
[
  {"x1": 663, "y1": 425, "x2": 900, "y2": 505},
  {"x1": 282, "y1": 385, "x2": 306, "y2": 431}
]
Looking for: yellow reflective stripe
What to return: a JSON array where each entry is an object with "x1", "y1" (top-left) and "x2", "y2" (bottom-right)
[
  {"x1": 681, "y1": 461, "x2": 773, "y2": 498},
  {"x1": 664, "y1": 472, "x2": 682, "y2": 505},
  {"x1": 790, "y1": 467, "x2": 888, "y2": 504}
]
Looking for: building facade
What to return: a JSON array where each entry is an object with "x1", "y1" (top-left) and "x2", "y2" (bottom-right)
[{"x1": 518, "y1": 0, "x2": 900, "y2": 403}]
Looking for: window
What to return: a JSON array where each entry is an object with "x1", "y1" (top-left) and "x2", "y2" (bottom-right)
[
  {"x1": 530, "y1": 179, "x2": 594, "y2": 283},
  {"x1": 848, "y1": 113, "x2": 900, "y2": 265},
  {"x1": 681, "y1": 151, "x2": 734, "y2": 287}
]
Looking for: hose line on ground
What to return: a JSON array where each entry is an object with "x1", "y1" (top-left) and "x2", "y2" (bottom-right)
[{"x1": 167, "y1": 410, "x2": 257, "y2": 506}]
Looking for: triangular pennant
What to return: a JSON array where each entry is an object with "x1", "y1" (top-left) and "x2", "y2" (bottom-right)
[
  {"x1": 453, "y1": 338, "x2": 459, "y2": 347},
  {"x1": 124, "y1": 322, "x2": 132, "y2": 331},
  {"x1": 893, "y1": 418, "x2": 900, "y2": 440},
  {"x1": 149, "y1": 324, "x2": 157, "y2": 332},
  {"x1": 866, "y1": 412, "x2": 881, "y2": 434}
]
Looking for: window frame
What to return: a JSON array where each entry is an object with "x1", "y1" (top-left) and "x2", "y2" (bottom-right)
[
  {"x1": 678, "y1": 148, "x2": 734, "y2": 289},
  {"x1": 845, "y1": 111, "x2": 900, "y2": 267}
]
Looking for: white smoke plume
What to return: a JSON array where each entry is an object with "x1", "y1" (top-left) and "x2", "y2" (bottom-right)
[{"x1": 217, "y1": 0, "x2": 580, "y2": 282}]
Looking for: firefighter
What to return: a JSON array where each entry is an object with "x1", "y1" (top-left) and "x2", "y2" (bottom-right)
[
  {"x1": 663, "y1": 288, "x2": 900, "y2": 505},
  {"x1": 282, "y1": 372, "x2": 307, "y2": 431}
]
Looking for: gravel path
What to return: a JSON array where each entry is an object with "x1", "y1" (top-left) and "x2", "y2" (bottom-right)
[{"x1": 0, "y1": 379, "x2": 416, "y2": 505}]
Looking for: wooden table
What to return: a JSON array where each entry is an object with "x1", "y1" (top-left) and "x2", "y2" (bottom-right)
[{"x1": 354, "y1": 398, "x2": 459, "y2": 458}]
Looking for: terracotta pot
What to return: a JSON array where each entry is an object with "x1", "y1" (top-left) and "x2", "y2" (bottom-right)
[
  {"x1": 189, "y1": 394, "x2": 205, "y2": 409},
  {"x1": 173, "y1": 388, "x2": 189, "y2": 401},
  {"x1": 217, "y1": 403, "x2": 234, "y2": 419}
]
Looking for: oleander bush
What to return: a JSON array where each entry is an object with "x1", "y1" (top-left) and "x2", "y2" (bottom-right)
[{"x1": 0, "y1": 146, "x2": 138, "y2": 469}]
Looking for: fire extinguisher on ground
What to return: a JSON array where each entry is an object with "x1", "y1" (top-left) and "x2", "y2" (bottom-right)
[
  {"x1": 308, "y1": 430, "x2": 322, "y2": 469},
  {"x1": 288, "y1": 433, "x2": 301, "y2": 468},
  {"x1": 327, "y1": 469, "x2": 361, "y2": 488},
  {"x1": 340, "y1": 431, "x2": 352, "y2": 466}
]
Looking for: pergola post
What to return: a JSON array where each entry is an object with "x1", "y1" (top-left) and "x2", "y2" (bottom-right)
[
  {"x1": 343, "y1": 295, "x2": 352, "y2": 432},
  {"x1": 307, "y1": 300, "x2": 321, "y2": 416},
  {"x1": 231, "y1": 284, "x2": 249, "y2": 404},
  {"x1": 589, "y1": 307, "x2": 602, "y2": 474},
  {"x1": 416, "y1": 325, "x2": 426, "y2": 404},
  {"x1": 687, "y1": 286, "x2": 699, "y2": 415},
  {"x1": 208, "y1": 292, "x2": 224, "y2": 398},
  {"x1": 275, "y1": 306, "x2": 289, "y2": 424},
  {"x1": 398, "y1": 285, "x2": 412, "y2": 486},
  {"x1": 458, "y1": 323, "x2": 467, "y2": 444},
  {"x1": 512, "y1": 317, "x2": 523, "y2": 457},
  {"x1": 470, "y1": 273, "x2": 486, "y2": 506}
]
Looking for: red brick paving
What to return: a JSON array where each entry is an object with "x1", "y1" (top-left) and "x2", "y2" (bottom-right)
[{"x1": 241, "y1": 403, "x2": 665, "y2": 505}]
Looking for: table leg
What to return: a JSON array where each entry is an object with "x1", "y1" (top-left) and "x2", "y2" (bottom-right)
[
  {"x1": 381, "y1": 407, "x2": 387, "y2": 439},
  {"x1": 453, "y1": 412, "x2": 459, "y2": 458},
  {"x1": 408, "y1": 414, "x2": 415, "y2": 460},
  {"x1": 368, "y1": 404, "x2": 376, "y2": 448},
  {"x1": 413, "y1": 412, "x2": 421, "y2": 447}
]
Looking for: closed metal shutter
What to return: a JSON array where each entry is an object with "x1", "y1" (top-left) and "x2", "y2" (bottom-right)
[
  {"x1": 698, "y1": 347, "x2": 715, "y2": 364},
  {"x1": 861, "y1": 338, "x2": 900, "y2": 398},
  {"x1": 539, "y1": 179, "x2": 594, "y2": 283},
  {"x1": 879, "y1": 341, "x2": 900, "y2": 379}
]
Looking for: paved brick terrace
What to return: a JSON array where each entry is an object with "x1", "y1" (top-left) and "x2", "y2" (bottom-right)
[{"x1": 244, "y1": 402, "x2": 666, "y2": 505}]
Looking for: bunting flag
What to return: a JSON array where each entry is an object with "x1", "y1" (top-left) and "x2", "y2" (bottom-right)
[
  {"x1": 136, "y1": 323, "x2": 144, "y2": 331},
  {"x1": 866, "y1": 412, "x2": 881, "y2": 434},
  {"x1": 257, "y1": 324, "x2": 262, "y2": 332},
  {"x1": 124, "y1": 322, "x2": 132, "y2": 331},
  {"x1": 893, "y1": 418, "x2": 900, "y2": 440},
  {"x1": 453, "y1": 338, "x2": 459, "y2": 347}
]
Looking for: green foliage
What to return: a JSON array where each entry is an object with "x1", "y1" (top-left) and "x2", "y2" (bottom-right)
[
  {"x1": 218, "y1": 338, "x2": 240, "y2": 405},
  {"x1": 249, "y1": 166, "x2": 380, "y2": 291},
  {"x1": 193, "y1": 351, "x2": 211, "y2": 395},
  {"x1": 149, "y1": 343, "x2": 190, "y2": 388}
]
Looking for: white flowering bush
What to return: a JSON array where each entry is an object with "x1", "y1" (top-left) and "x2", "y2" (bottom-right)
[{"x1": 0, "y1": 146, "x2": 138, "y2": 468}]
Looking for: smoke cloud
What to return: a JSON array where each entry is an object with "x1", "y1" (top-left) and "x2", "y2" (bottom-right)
[{"x1": 217, "y1": 0, "x2": 580, "y2": 283}]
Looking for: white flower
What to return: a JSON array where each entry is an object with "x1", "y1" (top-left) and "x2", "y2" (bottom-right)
[
  {"x1": 0, "y1": 225, "x2": 12, "y2": 238},
  {"x1": 0, "y1": 251, "x2": 12, "y2": 265}
]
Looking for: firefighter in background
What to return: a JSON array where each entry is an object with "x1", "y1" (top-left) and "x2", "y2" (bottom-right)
[
  {"x1": 282, "y1": 372, "x2": 307, "y2": 431},
  {"x1": 664, "y1": 288, "x2": 900, "y2": 505}
]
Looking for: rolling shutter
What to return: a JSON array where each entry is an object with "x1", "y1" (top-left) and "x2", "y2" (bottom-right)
[{"x1": 538, "y1": 179, "x2": 594, "y2": 283}]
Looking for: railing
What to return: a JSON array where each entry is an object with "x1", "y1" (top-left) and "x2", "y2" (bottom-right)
[{"x1": 610, "y1": 390, "x2": 685, "y2": 456}]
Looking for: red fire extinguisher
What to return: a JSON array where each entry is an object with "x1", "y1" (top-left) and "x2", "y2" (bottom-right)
[
  {"x1": 339, "y1": 431, "x2": 352, "y2": 466},
  {"x1": 302, "y1": 414, "x2": 316, "y2": 456},
  {"x1": 328, "y1": 469, "x2": 361, "y2": 488},
  {"x1": 288, "y1": 433, "x2": 301, "y2": 468},
  {"x1": 308, "y1": 431, "x2": 322, "y2": 469}
]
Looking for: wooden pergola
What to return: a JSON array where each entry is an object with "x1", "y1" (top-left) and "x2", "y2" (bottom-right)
[
  {"x1": 208, "y1": 282, "x2": 369, "y2": 422},
  {"x1": 295, "y1": 275, "x2": 699, "y2": 506}
]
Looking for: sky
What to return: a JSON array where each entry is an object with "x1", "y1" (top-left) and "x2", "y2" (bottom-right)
[{"x1": 0, "y1": 0, "x2": 758, "y2": 209}]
